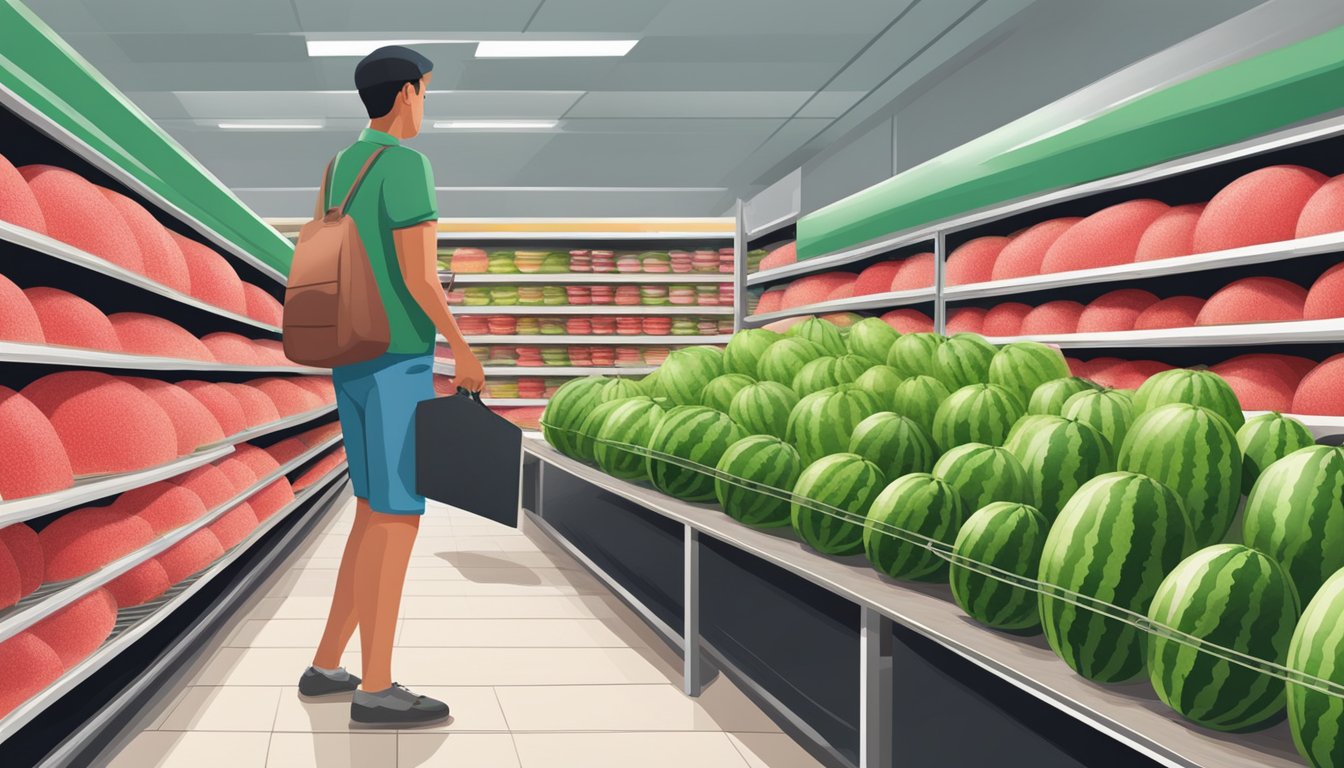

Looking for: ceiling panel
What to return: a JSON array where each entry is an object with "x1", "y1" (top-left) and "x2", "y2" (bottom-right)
[
  {"x1": 829, "y1": 0, "x2": 981, "y2": 92},
  {"x1": 566, "y1": 91, "x2": 812, "y2": 118},
  {"x1": 39, "y1": 0, "x2": 303, "y2": 35},
  {"x1": 644, "y1": 0, "x2": 911, "y2": 36},
  {"x1": 292, "y1": 0, "x2": 545, "y2": 33},
  {"x1": 525, "y1": 0, "x2": 671, "y2": 33}
]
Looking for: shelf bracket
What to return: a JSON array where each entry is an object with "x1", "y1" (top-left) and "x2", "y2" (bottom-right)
[
  {"x1": 684, "y1": 525, "x2": 706, "y2": 697},
  {"x1": 859, "y1": 607, "x2": 893, "y2": 768}
]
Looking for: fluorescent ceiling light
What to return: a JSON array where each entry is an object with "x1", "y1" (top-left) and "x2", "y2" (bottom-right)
[
  {"x1": 307, "y1": 39, "x2": 470, "y2": 57},
  {"x1": 434, "y1": 120, "x2": 558, "y2": 130},
  {"x1": 474, "y1": 40, "x2": 638, "y2": 58},
  {"x1": 218, "y1": 121, "x2": 323, "y2": 130}
]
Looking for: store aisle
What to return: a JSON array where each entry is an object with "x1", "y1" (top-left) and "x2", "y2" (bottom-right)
[{"x1": 100, "y1": 496, "x2": 822, "y2": 768}]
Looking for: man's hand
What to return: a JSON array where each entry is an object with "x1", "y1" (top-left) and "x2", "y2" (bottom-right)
[{"x1": 451, "y1": 343, "x2": 485, "y2": 393}]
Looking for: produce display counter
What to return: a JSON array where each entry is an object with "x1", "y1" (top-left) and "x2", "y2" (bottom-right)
[{"x1": 522, "y1": 437, "x2": 1304, "y2": 768}]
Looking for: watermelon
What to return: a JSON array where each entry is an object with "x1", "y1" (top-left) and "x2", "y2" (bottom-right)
[
  {"x1": 785, "y1": 385, "x2": 881, "y2": 465},
  {"x1": 1287, "y1": 568, "x2": 1344, "y2": 768},
  {"x1": 988, "y1": 342, "x2": 1070, "y2": 403},
  {"x1": 655, "y1": 348, "x2": 722, "y2": 407},
  {"x1": 791, "y1": 453, "x2": 886, "y2": 555},
  {"x1": 891, "y1": 375, "x2": 952, "y2": 436},
  {"x1": 1243, "y1": 445, "x2": 1344, "y2": 604},
  {"x1": 863, "y1": 473, "x2": 965, "y2": 580},
  {"x1": 723, "y1": 329, "x2": 783, "y2": 376},
  {"x1": 931, "y1": 384, "x2": 1026, "y2": 452},
  {"x1": 701, "y1": 373, "x2": 755, "y2": 413},
  {"x1": 1061, "y1": 389, "x2": 1135, "y2": 452},
  {"x1": 1133, "y1": 368, "x2": 1245, "y2": 430},
  {"x1": 848, "y1": 412, "x2": 937, "y2": 479},
  {"x1": 638, "y1": 370, "x2": 660, "y2": 396},
  {"x1": 887, "y1": 333, "x2": 945, "y2": 379},
  {"x1": 1038, "y1": 472, "x2": 1194, "y2": 683},
  {"x1": 1028, "y1": 377, "x2": 1100, "y2": 416},
  {"x1": 932, "y1": 333, "x2": 996, "y2": 390},
  {"x1": 1147, "y1": 544, "x2": 1299, "y2": 732},
  {"x1": 1010, "y1": 416, "x2": 1115, "y2": 521},
  {"x1": 594, "y1": 398, "x2": 665, "y2": 480},
  {"x1": 728, "y1": 381, "x2": 799, "y2": 439},
  {"x1": 847, "y1": 317, "x2": 900, "y2": 362},
  {"x1": 792, "y1": 357, "x2": 844, "y2": 396},
  {"x1": 853, "y1": 365, "x2": 904, "y2": 405},
  {"x1": 1118, "y1": 404, "x2": 1241, "y2": 547},
  {"x1": 573, "y1": 399, "x2": 629, "y2": 463},
  {"x1": 757, "y1": 337, "x2": 824, "y2": 385},
  {"x1": 714, "y1": 435, "x2": 802, "y2": 528},
  {"x1": 788, "y1": 317, "x2": 846, "y2": 356},
  {"x1": 681, "y1": 345, "x2": 724, "y2": 367},
  {"x1": 932, "y1": 443, "x2": 1029, "y2": 511},
  {"x1": 950, "y1": 502, "x2": 1049, "y2": 632},
  {"x1": 1003, "y1": 414, "x2": 1066, "y2": 458},
  {"x1": 541, "y1": 376, "x2": 609, "y2": 458},
  {"x1": 602, "y1": 378, "x2": 643, "y2": 402},
  {"x1": 645, "y1": 406, "x2": 745, "y2": 501},
  {"x1": 1237, "y1": 412, "x2": 1315, "y2": 494}
]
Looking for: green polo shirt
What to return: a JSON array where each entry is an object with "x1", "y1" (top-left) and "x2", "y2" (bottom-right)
[{"x1": 325, "y1": 127, "x2": 438, "y2": 355}]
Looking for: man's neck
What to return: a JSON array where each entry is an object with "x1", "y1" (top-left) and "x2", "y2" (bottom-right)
[{"x1": 368, "y1": 115, "x2": 409, "y2": 140}]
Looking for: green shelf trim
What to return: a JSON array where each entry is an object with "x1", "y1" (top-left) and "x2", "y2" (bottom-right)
[
  {"x1": 797, "y1": 24, "x2": 1344, "y2": 260},
  {"x1": 0, "y1": 0, "x2": 293, "y2": 274}
]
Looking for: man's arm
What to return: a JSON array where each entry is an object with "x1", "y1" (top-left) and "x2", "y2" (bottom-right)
[{"x1": 394, "y1": 221, "x2": 484, "y2": 390}]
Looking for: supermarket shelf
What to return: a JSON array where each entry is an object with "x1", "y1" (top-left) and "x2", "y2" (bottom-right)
[
  {"x1": 449, "y1": 305, "x2": 734, "y2": 316},
  {"x1": 523, "y1": 438, "x2": 1301, "y2": 768},
  {"x1": 481, "y1": 398, "x2": 550, "y2": 407},
  {"x1": 435, "y1": 361, "x2": 655, "y2": 377},
  {"x1": 745, "y1": 228, "x2": 937, "y2": 287},
  {"x1": 743, "y1": 288, "x2": 935, "y2": 326},
  {"x1": 0, "y1": 339, "x2": 323, "y2": 374},
  {"x1": 442, "y1": 272, "x2": 732, "y2": 284},
  {"x1": 462, "y1": 335, "x2": 732, "y2": 345},
  {"x1": 438, "y1": 232, "x2": 733, "y2": 241},
  {"x1": 0, "y1": 220, "x2": 282, "y2": 335},
  {"x1": 0, "y1": 84, "x2": 289, "y2": 286},
  {"x1": 983, "y1": 318, "x2": 1344, "y2": 348},
  {"x1": 746, "y1": 211, "x2": 799, "y2": 240},
  {"x1": 0, "y1": 434, "x2": 343, "y2": 646},
  {"x1": 0, "y1": 445, "x2": 232, "y2": 528},
  {"x1": 0, "y1": 454, "x2": 349, "y2": 741},
  {"x1": 945, "y1": 231, "x2": 1344, "y2": 301},
  {"x1": 229, "y1": 404, "x2": 337, "y2": 446}
]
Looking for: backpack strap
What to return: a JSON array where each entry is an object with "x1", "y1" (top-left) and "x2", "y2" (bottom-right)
[
  {"x1": 319, "y1": 158, "x2": 335, "y2": 213},
  {"x1": 336, "y1": 146, "x2": 389, "y2": 216}
]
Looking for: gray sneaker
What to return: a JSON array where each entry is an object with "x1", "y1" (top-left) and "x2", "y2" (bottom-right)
[
  {"x1": 298, "y1": 666, "x2": 361, "y2": 699},
  {"x1": 350, "y1": 683, "x2": 450, "y2": 728}
]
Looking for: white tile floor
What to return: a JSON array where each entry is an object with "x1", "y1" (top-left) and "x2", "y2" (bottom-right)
[{"x1": 101, "y1": 497, "x2": 824, "y2": 767}]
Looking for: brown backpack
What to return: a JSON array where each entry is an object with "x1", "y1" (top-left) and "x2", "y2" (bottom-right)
[{"x1": 282, "y1": 147, "x2": 391, "y2": 368}]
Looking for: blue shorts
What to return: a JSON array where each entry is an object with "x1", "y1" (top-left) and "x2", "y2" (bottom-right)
[{"x1": 331, "y1": 352, "x2": 435, "y2": 515}]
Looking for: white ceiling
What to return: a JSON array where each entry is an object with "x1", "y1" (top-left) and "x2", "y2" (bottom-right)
[{"x1": 30, "y1": 0, "x2": 1049, "y2": 217}]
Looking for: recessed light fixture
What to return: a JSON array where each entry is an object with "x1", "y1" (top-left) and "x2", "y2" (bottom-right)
[
  {"x1": 218, "y1": 121, "x2": 324, "y2": 130},
  {"x1": 474, "y1": 40, "x2": 638, "y2": 58},
  {"x1": 306, "y1": 39, "x2": 471, "y2": 57},
  {"x1": 434, "y1": 120, "x2": 558, "y2": 130}
]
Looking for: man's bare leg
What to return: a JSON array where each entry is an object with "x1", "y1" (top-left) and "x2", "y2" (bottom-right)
[
  {"x1": 312, "y1": 498, "x2": 373, "y2": 669},
  {"x1": 353, "y1": 510, "x2": 419, "y2": 692}
]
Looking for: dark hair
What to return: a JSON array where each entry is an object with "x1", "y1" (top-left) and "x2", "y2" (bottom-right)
[{"x1": 358, "y1": 79, "x2": 420, "y2": 119}]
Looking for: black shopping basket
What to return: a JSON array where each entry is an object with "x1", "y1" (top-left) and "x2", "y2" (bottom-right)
[{"x1": 415, "y1": 388, "x2": 522, "y2": 527}]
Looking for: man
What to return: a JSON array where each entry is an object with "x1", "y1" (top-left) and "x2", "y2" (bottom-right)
[{"x1": 295, "y1": 45, "x2": 484, "y2": 728}]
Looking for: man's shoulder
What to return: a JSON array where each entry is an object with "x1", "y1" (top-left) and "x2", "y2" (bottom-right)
[{"x1": 374, "y1": 145, "x2": 431, "y2": 178}]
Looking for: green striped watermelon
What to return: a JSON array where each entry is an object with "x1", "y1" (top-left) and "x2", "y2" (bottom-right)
[
  {"x1": 933, "y1": 443, "x2": 1029, "y2": 511},
  {"x1": 854, "y1": 365, "x2": 904, "y2": 406},
  {"x1": 638, "y1": 370, "x2": 660, "y2": 396},
  {"x1": 791, "y1": 453, "x2": 886, "y2": 555},
  {"x1": 933, "y1": 333, "x2": 997, "y2": 390},
  {"x1": 714, "y1": 435, "x2": 802, "y2": 528},
  {"x1": 728, "y1": 381, "x2": 799, "y2": 439},
  {"x1": 950, "y1": 502, "x2": 1049, "y2": 632},
  {"x1": 1147, "y1": 543, "x2": 1299, "y2": 732},
  {"x1": 1133, "y1": 369, "x2": 1245, "y2": 430},
  {"x1": 1003, "y1": 414, "x2": 1068, "y2": 458},
  {"x1": 847, "y1": 317, "x2": 901, "y2": 362},
  {"x1": 863, "y1": 473, "x2": 965, "y2": 581},
  {"x1": 1237, "y1": 412, "x2": 1315, "y2": 494},
  {"x1": 1028, "y1": 377, "x2": 1100, "y2": 416},
  {"x1": 785, "y1": 385, "x2": 881, "y2": 465},
  {"x1": 574, "y1": 398, "x2": 631, "y2": 463},
  {"x1": 1009, "y1": 417, "x2": 1114, "y2": 521},
  {"x1": 792, "y1": 357, "x2": 844, "y2": 396},
  {"x1": 594, "y1": 398, "x2": 666, "y2": 480},
  {"x1": 681, "y1": 344, "x2": 725, "y2": 366},
  {"x1": 1287, "y1": 567, "x2": 1344, "y2": 768},
  {"x1": 657, "y1": 348, "x2": 723, "y2": 406},
  {"x1": 848, "y1": 412, "x2": 937, "y2": 479},
  {"x1": 1038, "y1": 472, "x2": 1194, "y2": 683},
  {"x1": 931, "y1": 384, "x2": 1026, "y2": 452},
  {"x1": 1118, "y1": 404, "x2": 1241, "y2": 548},
  {"x1": 701, "y1": 373, "x2": 755, "y2": 413},
  {"x1": 723, "y1": 329, "x2": 784, "y2": 376},
  {"x1": 645, "y1": 406, "x2": 745, "y2": 501},
  {"x1": 1243, "y1": 445, "x2": 1344, "y2": 605},
  {"x1": 988, "y1": 342, "x2": 1070, "y2": 403},
  {"x1": 788, "y1": 317, "x2": 847, "y2": 356},
  {"x1": 1061, "y1": 389, "x2": 1134, "y2": 453},
  {"x1": 887, "y1": 333, "x2": 945, "y2": 379},
  {"x1": 891, "y1": 375, "x2": 952, "y2": 436},
  {"x1": 757, "y1": 337, "x2": 824, "y2": 385},
  {"x1": 541, "y1": 376, "x2": 610, "y2": 458},
  {"x1": 837, "y1": 354, "x2": 879, "y2": 380}
]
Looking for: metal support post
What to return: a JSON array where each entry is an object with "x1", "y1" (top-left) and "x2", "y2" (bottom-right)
[
  {"x1": 859, "y1": 607, "x2": 893, "y2": 768},
  {"x1": 684, "y1": 525, "x2": 705, "y2": 697}
]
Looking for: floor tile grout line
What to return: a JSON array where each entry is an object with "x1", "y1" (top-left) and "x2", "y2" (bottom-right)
[{"x1": 492, "y1": 687, "x2": 526, "y2": 768}]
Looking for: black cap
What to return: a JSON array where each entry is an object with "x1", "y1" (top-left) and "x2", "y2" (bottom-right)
[{"x1": 354, "y1": 45, "x2": 434, "y2": 90}]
